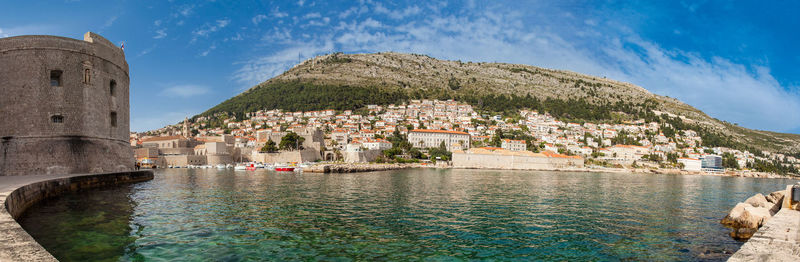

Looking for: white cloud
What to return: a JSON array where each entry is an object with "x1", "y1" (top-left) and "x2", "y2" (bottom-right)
[
  {"x1": 178, "y1": 4, "x2": 195, "y2": 17},
  {"x1": 191, "y1": 18, "x2": 231, "y2": 42},
  {"x1": 137, "y1": 45, "x2": 156, "y2": 57},
  {"x1": 232, "y1": 7, "x2": 800, "y2": 132},
  {"x1": 0, "y1": 28, "x2": 7, "y2": 38},
  {"x1": 200, "y1": 44, "x2": 216, "y2": 57},
  {"x1": 271, "y1": 7, "x2": 288, "y2": 18},
  {"x1": 132, "y1": 111, "x2": 198, "y2": 132},
  {"x1": 233, "y1": 41, "x2": 334, "y2": 88},
  {"x1": 102, "y1": 16, "x2": 118, "y2": 29},
  {"x1": 0, "y1": 24, "x2": 60, "y2": 37},
  {"x1": 227, "y1": 33, "x2": 243, "y2": 41},
  {"x1": 252, "y1": 14, "x2": 268, "y2": 25},
  {"x1": 339, "y1": 5, "x2": 369, "y2": 19},
  {"x1": 303, "y1": 12, "x2": 321, "y2": 19},
  {"x1": 153, "y1": 29, "x2": 167, "y2": 39},
  {"x1": 160, "y1": 85, "x2": 211, "y2": 97},
  {"x1": 297, "y1": 0, "x2": 305, "y2": 7},
  {"x1": 374, "y1": 3, "x2": 421, "y2": 20}
]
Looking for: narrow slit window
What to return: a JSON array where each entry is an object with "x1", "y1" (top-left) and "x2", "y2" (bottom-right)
[
  {"x1": 84, "y1": 69, "x2": 91, "y2": 84},
  {"x1": 110, "y1": 111, "x2": 117, "y2": 127},
  {"x1": 110, "y1": 80, "x2": 116, "y2": 96},
  {"x1": 50, "y1": 70, "x2": 62, "y2": 86},
  {"x1": 51, "y1": 115, "x2": 64, "y2": 123}
]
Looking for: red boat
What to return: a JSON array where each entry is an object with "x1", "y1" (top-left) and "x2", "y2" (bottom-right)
[
  {"x1": 246, "y1": 164, "x2": 257, "y2": 171},
  {"x1": 275, "y1": 167, "x2": 295, "y2": 172}
]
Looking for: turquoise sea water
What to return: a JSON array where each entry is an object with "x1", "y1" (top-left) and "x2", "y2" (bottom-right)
[{"x1": 18, "y1": 168, "x2": 795, "y2": 261}]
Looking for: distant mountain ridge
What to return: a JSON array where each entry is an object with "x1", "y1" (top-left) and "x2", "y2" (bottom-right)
[{"x1": 202, "y1": 52, "x2": 800, "y2": 154}]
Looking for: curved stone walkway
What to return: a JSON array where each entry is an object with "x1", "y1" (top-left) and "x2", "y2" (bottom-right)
[{"x1": 0, "y1": 171, "x2": 153, "y2": 261}]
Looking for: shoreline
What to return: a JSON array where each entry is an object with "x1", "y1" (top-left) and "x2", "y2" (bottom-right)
[
  {"x1": 0, "y1": 171, "x2": 154, "y2": 261},
  {"x1": 304, "y1": 162, "x2": 798, "y2": 179}
]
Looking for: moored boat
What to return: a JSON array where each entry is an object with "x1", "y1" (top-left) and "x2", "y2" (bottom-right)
[{"x1": 275, "y1": 166, "x2": 295, "y2": 172}]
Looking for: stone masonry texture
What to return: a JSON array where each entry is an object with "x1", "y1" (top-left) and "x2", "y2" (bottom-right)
[{"x1": 0, "y1": 32, "x2": 133, "y2": 176}]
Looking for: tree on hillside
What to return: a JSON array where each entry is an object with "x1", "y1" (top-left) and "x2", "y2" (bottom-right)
[
  {"x1": 428, "y1": 141, "x2": 452, "y2": 161},
  {"x1": 260, "y1": 139, "x2": 278, "y2": 153},
  {"x1": 722, "y1": 152, "x2": 740, "y2": 169},
  {"x1": 279, "y1": 132, "x2": 305, "y2": 150}
]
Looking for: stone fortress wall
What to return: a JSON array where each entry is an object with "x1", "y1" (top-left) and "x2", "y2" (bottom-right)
[{"x1": 0, "y1": 32, "x2": 133, "y2": 176}]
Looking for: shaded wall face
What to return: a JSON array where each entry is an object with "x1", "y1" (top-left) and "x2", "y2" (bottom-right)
[{"x1": 0, "y1": 35, "x2": 132, "y2": 175}]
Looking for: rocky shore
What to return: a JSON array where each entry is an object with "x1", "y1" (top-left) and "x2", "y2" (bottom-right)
[
  {"x1": 305, "y1": 163, "x2": 410, "y2": 173},
  {"x1": 721, "y1": 189, "x2": 786, "y2": 239},
  {"x1": 642, "y1": 168, "x2": 796, "y2": 179}
]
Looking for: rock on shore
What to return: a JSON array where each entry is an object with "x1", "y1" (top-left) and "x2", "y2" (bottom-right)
[{"x1": 721, "y1": 190, "x2": 785, "y2": 239}]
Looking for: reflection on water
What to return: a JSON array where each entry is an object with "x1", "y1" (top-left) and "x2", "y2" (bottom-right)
[
  {"x1": 18, "y1": 184, "x2": 136, "y2": 262},
  {"x1": 18, "y1": 169, "x2": 795, "y2": 261}
]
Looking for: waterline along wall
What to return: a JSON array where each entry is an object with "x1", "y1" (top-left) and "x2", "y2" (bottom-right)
[
  {"x1": 0, "y1": 32, "x2": 133, "y2": 176},
  {"x1": 0, "y1": 171, "x2": 154, "y2": 261}
]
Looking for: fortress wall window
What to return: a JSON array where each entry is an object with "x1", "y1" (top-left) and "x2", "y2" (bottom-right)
[
  {"x1": 110, "y1": 111, "x2": 117, "y2": 127},
  {"x1": 51, "y1": 115, "x2": 64, "y2": 123},
  {"x1": 110, "y1": 80, "x2": 116, "y2": 96},
  {"x1": 84, "y1": 69, "x2": 91, "y2": 84},
  {"x1": 50, "y1": 70, "x2": 62, "y2": 86}
]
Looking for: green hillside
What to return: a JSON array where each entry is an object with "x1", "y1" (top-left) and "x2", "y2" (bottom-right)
[{"x1": 199, "y1": 52, "x2": 800, "y2": 154}]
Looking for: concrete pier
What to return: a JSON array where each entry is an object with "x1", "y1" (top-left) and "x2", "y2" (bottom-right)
[
  {"x1": 0, "y1": 171, "x2": 153, "y2": 261},
  {"x1": 729, "y1": 209, "x2": 800, "y2": 261}
]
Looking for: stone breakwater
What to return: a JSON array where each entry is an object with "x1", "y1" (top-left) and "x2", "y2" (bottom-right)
[
  {"x1": 305, "y1": 163, "x2": 410, "y2": 173},
  {"x1": 0, "y1": 171, "x2": 154, "y2": 261},
  {"x1": 721, "y1": 189, "x2": 785, "y2": 239}
]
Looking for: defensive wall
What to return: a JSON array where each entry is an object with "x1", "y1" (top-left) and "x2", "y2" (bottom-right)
[
  {"x1": 453, "y1": 148, "x2": 584, "y2": 170},
  {"x1": 251, "y1": 148, "x2": 321, "y2": 163}
]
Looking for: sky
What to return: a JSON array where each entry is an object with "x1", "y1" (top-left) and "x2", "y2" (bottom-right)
[{"x1": 2, "y1": 0, "x2": 799, "y2": 133}]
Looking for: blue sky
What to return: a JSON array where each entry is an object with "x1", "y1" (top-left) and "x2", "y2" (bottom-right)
[{"x1": 2, "y1": 1, "x2": 799, "y2": 133}]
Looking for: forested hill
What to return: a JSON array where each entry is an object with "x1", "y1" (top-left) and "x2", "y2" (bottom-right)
[{"x1": 201, "y1": 52, "x2": 800, "y2": 154}]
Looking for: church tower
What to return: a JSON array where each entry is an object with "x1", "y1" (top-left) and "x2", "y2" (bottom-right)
[{"x1": 182, "y1": 117, "x2": 190, "y2": 137}]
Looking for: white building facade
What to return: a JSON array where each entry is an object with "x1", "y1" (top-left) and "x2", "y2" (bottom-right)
[
  {"x1": 501, "y1": 139, "x2": 527, "y2": 151},
  {"x1": 408, "y1": 129, "x2": 470, "y2": 152}
]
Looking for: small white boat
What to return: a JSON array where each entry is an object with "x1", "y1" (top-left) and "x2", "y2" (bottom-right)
[
  {"x1": 216, "y1": 164, "x2": 226, "y2": 169},
  {"x1": 234, "y1": 164, "x2": 247, "y2": 170}
]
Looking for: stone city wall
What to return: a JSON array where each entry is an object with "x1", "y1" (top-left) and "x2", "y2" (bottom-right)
[
  {"x1": 251, "y1": 149, "x2": 321, "y2": 163},
  {"x1": 343, "y1": 149, "x2": 382, "y2": 163},
  {"x1": 159, "y1": 155, "x2": 207, "y2": 167},
  {"x1": 453, "y1": 152, "x2": 584, "y2": 170},
  {"x1": 206, "y1": 154, "x2": 233, "y2": 166}
]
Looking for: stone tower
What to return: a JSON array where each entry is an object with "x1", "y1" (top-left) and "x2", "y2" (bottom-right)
[
  {"x1": 182, "y1": 117, "x2": 190, "y2": 137},
  {"x1": 0, "y1": 32, "x2": 133, "y2": 176}
]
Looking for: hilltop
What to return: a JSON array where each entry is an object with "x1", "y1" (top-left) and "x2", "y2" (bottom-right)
[{"x1": 201, "y1": 52, "x2": 800, "y2": 154}]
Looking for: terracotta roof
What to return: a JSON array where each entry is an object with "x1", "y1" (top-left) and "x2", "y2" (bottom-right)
[
  {"x1": 142, "y1": 135, "x2": 185, "y2": 142},
  {"x1": 410, "y1": 129, "x2": 469, "y2": 135},
  {"x1": 613, "y1": 144, "x2": 650, "y2": 149},
  {"x1": 541, "y1": 150, "x2": 582, "y2": 159}
]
